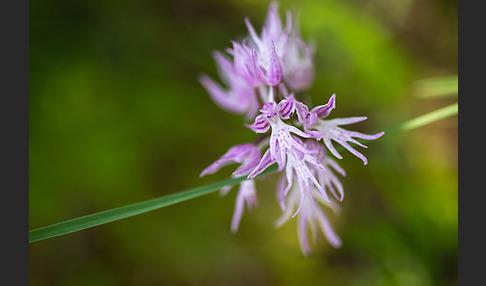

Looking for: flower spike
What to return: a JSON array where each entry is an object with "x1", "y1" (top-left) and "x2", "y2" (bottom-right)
[{"x1": 199, "y1": 2, "x2": 384, "y2": 256}]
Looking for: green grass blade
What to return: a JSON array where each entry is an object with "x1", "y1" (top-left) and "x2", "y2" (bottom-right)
[
  {"x1": 29, "y1": 165, "x2": 277, "y2": 243},
  {"x1": 413, "y1": 75, "x2": 458, "y2": 98},
  {"x1": 29, "y1": 102, "x2": 457, "y2": 243},
  {"x1": 384, "y1": 102, "x2": 458, "y2": 135}
]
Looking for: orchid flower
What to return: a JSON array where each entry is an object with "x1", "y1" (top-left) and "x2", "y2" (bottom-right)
[
  {"x1": 199, "y1": 1, "x2": 384, "y2": 256},
  {"x1": 297, "y1": 94, "x2": 385, "y2": 165}
]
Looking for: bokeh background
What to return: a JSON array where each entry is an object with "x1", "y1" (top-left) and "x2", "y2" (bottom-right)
[{"x1": 29, "y1": 0, "x2": 458, "y2": 285}]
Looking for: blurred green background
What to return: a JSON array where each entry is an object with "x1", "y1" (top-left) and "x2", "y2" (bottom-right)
[{"x1": 29, "y1": 0, "x2": 457, "y2": 285}]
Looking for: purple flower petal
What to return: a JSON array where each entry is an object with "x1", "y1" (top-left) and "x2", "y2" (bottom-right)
[
  {"x1": 232, "y1": 147, "x2": 261, "y2": 176},
  {"x1": 277, "y1": 93, "x2": 296, "y2": 119},
  {"x1": 315, "y1": 208, "x2": 342, "y2": 248},
  {"x1": 308, "y1": 117, "x2": 385, "y2": 165},
  {"x1": 295, "y1": 101, "x2": 317, "y2": 128},
  {"x1": 244, "y1": 17, "x2": 262, "y2": 48},
  {"x1": 251, "y1": 45, "x2": 283, "y2": 86},
  {"x1": 200, "y1": 143, "x2": 261, "y2": 177},
  {"x1": 231, "y1": 179, "x2": 258, "y2": 232},
  {"x1": 220, "y1": 186, "x2": 233, "y2": 196},
  {"x1": 318, "y1": 155, "x2": 346, "y2": 201},
  {"x1": 198, "y1": 74, "x2": 246, "y2": 114},
  {"x1": 248, "y1": 148, "x2": 276, "y2": 179},
  {"x1": 297, "y1": 214, "x2": 312, "y2": 256},
  {"x1": 276, "y1": 185, "x2": 342, "y2": 255},
  {"x1": 261, "y1": 2, "x2": 282, "y2": 43},
  {"x1": 267, "y1": 42, "x2": 284, "y2": 86},
  {"x1": 277, "y1": 173, "x2": 287, "y2": 210},
  {"x1": 260, "y1": 101, "x2": 278, "y2": 117},
  {"x1": 213, "y1": 51, "x2": 235, "y2": 83},
  {"x1": 230, "y1": 41, "x2": 261, "y2": 87},
  {"x1": 247, "y1": 114, "x2": 270, "y2": 133},
  {"x1": 283, "y1": 24, "x2": 315, "y2": 92},
  {"x1": 310, "y1": 94, "x2": 336, "y2": 119}
]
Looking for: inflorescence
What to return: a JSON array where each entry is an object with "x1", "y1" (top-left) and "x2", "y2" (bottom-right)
[{"x1": 199, "y1": 2, "x2": 384, "y2": 256}]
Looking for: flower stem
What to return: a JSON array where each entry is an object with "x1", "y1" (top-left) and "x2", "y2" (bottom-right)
[
  {"x1": 29, "y1": 102, "x2": 457, "y2": 243},
  {"x1": 384, "y1": 102, "x2": 458, "y2": 135}
]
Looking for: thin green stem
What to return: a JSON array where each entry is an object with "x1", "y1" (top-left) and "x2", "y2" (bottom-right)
[
  {"x1": 413, "y1": 75, "x2": 458, "y2": 98},
  {"x1": 29, "y1": 102, "x2": 457, "y2": 243},
  {"x1": 29, "y1": 165, "x2": 277, "y2": 243},
  {"x1": 384, "y1": 102, "x2": 457, "y2": 135}
]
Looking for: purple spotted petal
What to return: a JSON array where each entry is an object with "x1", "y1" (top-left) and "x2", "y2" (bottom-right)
[
  {"x1": 247, "y1": 114, "x2": 270, "y2": 133},
  {"x1": 267, "y1": 42, "x2": 284, "y2": 86},
  {"x1": 267, "y1": 118, "x2": 313, "y2": 171},
  {"x1": 260, "y1": 101, "x2": 278, "y2": 117},
  {"x1": 277, "y1": 93, "x2": 296, "y2": 119},
  {"x1": 295, "y1": 101, "x2": 317, "y2": 128},
  {"x1": 295, "y1": 100, "x2": 309, "y2": 122},
  {"x1": 310, "y1": 94, "x2": 336, "y2": 119},
  {"x1": 251, "y1": 44, "x2": 283, "y2": 86},
  {"x1": 309, "y1": 117, "x2": 385, "y2": 165}
]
